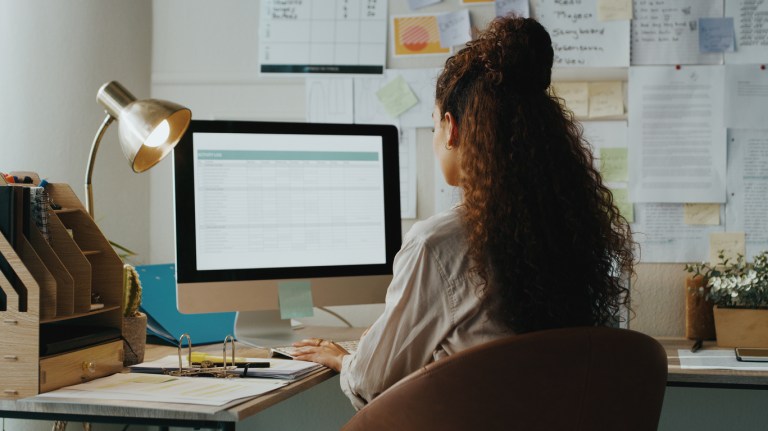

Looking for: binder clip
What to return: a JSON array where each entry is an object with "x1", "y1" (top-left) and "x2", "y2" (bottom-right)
[{"x1": 167, "y1": 333, "x2": 238, "y2": 378}]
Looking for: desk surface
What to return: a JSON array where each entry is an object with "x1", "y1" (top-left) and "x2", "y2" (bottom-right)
[{"x1": 2, "y1": 335, "x2": 768, "y2": 430}]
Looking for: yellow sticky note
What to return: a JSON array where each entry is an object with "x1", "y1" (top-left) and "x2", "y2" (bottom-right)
[
  {"x1": 610, "y1": 187, "x2": 633, "y2": 223},
  {"x1": 588, "y1": 81, "x2": 624, "y2": 118},
  {"x1": 278, "y1": 281, "x2": 314, "y2": 320},
  {"x1": 597, "y1": 0, "x2": 633, "y2": 21},
  {"x1": 376, "y1": 75, "x2": 419, "y2": 118},
  {"x1": 684, "y1": 203, "x2": 720, "y2": 226},
  {"x1": 599, "y1": 147, "x2": 628, "y2": 182},
  {"x1": 551, "y1": 82, "x2": 589, "y2": 118},
  {"x1": 709, "y1": 232, "x2": 746, "y2": 265}
]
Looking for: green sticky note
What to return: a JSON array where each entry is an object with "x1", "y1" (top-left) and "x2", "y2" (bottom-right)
[
  {"x1": 376, "y1": 75, "x2": 419, "y2": 118},
  {"x1": 599, "y1": 147, "x2": 628, "y2": 182},
  {"x1": 278, "y1": 281, "x2": 314, "y2": 319},
  {"x1": 610, "y1": 187, "x2": 633, "y2": 223}
]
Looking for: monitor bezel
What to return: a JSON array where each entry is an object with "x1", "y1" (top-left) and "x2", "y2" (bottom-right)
[{"x1": 173, "y1": 119, "x2": 402, "y2": 292}]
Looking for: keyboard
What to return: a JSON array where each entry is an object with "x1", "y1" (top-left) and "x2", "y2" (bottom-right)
[{"x1": 272, "y1": 339, "x2": 359, "y2": 359}]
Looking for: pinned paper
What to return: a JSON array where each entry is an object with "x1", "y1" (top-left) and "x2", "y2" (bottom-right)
[
  {"x1": 376, "y1": 75, "x2": 419, "y2": 118},
  {"x1": 496, "y1": 0, "x2": 530, "y2": 18},
  {"x1": 684, "y1": 203, "x2": 720, "y2": 226},
  {"x1": 597, "y1": 0, "x2": 632, "y2": 21},
  {"x1": 392, "y1": 14, "x2": 451, "y2": 56},
  {"x1": 610, "y1": 187, "x2": 633, "y2": 223},
  {"x1": 462, "y1": 0, "x2": 493, "y2": 3},
  {"x1": 599, "y1": 147, "x2": 628, "y2": 182},
  {"x1": 408, "y1": 0, "x2": 442, "y2": 9},
  {"x1": 551, "y1": 82, "x2": 589, "y2": 118},
  {"x1": 437, "y1": 9, "x2": 472, "y2": 48},
  {"x1": 278, "y1": 281, "x2": 314, "y2": 319},
  {"x1": 699, "y1": 18, "x2": 735, "y2": 53},
  {"x1": 709, "y1": 232, "x2": 746, "y2": 265},
  {"x1": 589, "y1": 81, "x2": 624, "y2": 118}
]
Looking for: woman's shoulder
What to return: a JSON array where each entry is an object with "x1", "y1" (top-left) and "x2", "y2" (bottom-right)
[{"x1": 405, "y1": 207, "x2": 465, "y2": 249}]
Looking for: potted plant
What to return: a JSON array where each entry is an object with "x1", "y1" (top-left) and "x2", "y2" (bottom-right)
[
  {"x1": 685, "y1": 251, "x2": 768, "y2": 347},
  {"x1": 122, "y1": 263, "x2": 147, "y2": 365}
]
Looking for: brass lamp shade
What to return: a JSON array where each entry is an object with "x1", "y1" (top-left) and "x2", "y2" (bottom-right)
[
  {"x1": 96, "y1": 81, "x2": 191, "y2": 173},
  {"x1": 86, "y1": 81, "x2": 191, "y2": 217}
]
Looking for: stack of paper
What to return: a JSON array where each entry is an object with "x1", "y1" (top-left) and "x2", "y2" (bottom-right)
[{"x1": 131, "y1": 355, "x2": 323, "y2": 380}]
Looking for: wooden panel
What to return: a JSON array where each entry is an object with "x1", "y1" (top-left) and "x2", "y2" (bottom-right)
[
  {"x1": 39, "y1": 340, "x2": 123, "y2": 393},
  {"x1": 46, "y1": 183, "x2": 87, "y2": 213},
  {"x1": 57, "y1": 210, "x2": 122, "y2": 310},
  {"x1": 47, "y1": 214, "x2": 91, "y2": 314},
  {"x1": 17, "y1": 236, "x2": 56, "y2": 320},
  {"x1": 0, "y1": 234, "x2": 40, "y2": 399},
  {"x1": 29, "y1": 225, "x2": 74, "y2": 318}
]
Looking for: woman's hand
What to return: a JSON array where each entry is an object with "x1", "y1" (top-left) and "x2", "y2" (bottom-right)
[{"x1": 291, "y1": 338, "x2": 349, "y2": 372}]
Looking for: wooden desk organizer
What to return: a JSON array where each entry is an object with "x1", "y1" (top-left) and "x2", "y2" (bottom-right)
[{"x1": 1, "y1": 179, "x2": 124, "y2": 399}]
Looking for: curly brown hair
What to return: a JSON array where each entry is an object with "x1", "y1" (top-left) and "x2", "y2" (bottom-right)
[{"x1": 435, "y1": 17, "x2": 634, "y2": 334}]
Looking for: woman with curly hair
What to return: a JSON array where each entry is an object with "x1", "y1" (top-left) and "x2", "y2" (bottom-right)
[{"x1": 293, "y1": 15, "x2": 634, "y2": 410}]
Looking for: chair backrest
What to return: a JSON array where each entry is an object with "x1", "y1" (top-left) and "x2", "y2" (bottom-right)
[{"x1": 342, "y1": 326, "x2": 667, "y2": 431}]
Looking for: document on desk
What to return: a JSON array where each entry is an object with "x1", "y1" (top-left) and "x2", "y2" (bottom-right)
[
  {"x1": 36, "y1": 373, "x2": 288, "y2": 406},
  {"x1": 130, "y1": 355, "x2": 322, "y2": 380},
  {"x1": 678, "y1": 350, "x2": 768, "y2": 371}
]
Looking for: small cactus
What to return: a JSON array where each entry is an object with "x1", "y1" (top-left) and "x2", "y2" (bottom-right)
[{"x1": 123, "y1": 264, "x2": 143, "y2": 317}]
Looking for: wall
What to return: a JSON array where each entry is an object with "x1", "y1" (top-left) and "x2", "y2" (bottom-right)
[{"x1": 0, "y1": 0, "x2": 153, "y2": 265}]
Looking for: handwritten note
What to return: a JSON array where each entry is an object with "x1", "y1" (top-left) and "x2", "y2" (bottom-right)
[
  {"x1": 376, "y1": 75, "x2": 419, "y2": 118},
  {"x1": 599, "y1": 147, "x2": 628, "y2": 182},
  {"x1": 631, "y1": 0, "x2": 723, "y2": 66},
  {"x1": 532, "y1": 0, "x2": 629, "y2": 67},
  {"x1": 588, "y1": 81, "x2": 624, "y2": 118},
  {"x1": 709, "y1": 232, "x2": 746, "y2": 265},
  {"x1": 726, "y1": 0, "x2": 768, "y2": 64},
  {"x1": 437, "y1": 9, "x2": 471, "y2": 48},
  {"x1": 699, "y1": 17, "x2": 735, "y2": 53},
  {"x1": 496, "y1": 0, "x2": 530, "y2": 18},
  {"x1": 551, "y1": 82, "x2": 589, "y2": 118},
  {"x1": 684, "y1": 203, "x2": 721, "y2": 225},
  {"x1": 597, "y1": 0, "x2": 632, "y2": 21}
]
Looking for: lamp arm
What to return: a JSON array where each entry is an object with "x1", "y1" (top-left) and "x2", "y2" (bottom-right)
[{"x1": 85, "y1": 114, "x2": 116, "y2": 219}]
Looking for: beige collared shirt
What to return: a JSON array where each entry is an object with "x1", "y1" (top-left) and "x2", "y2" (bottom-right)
[{"x1": 339, "y1": 207, "x2": 510, "y2": 410}]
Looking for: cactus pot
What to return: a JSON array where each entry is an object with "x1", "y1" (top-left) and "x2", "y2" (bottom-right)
[{"x1": 122, "y1": 312, "x2": 147, "y2": 366}]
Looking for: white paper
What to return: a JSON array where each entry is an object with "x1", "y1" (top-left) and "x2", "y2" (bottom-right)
[
  {"x1": 628, "y1": 66, "x2": 727, "y2": 203},
  {"x1": 354, "y1": 68, "x2": 440, "y2": 128},
  {"x1": 399, "y1": 128, "x2": 418, "y2": 219},
  {"x1": 632, "y1": 203, "x2": 724, "y2": 262},
  {"x1": 725, "y1": 0, "x2": 768, "y2": 64},
  {"x1": 581, "y1": 120, "x2": 628, "y2": 174},
  {"x1": 408, "y1": 0, "x2": 442, "y2": 10},
  {"x1": 437, "y1": 9, "x2": 472, "y2": 48},
  {"x1": 724, "y1": 65, "x2": 768, "y2": 129},
  {"x1": 434, "y1": 159, "x2": 461, "y2": 214},
  {"x1": 496, "y1": 0, "x2": 530, "y2": 18},
  {"x1": 306, "y1": 77, "x2": 354, "y2": 123},
  {"x1": 630, "y1": 0, "x2": 723, "y2": 66},
  {"x1": 725, "y1": 129, "x2": 768, "y2": 260},
  {"x1": 532, "y1": 0, "x2": 630, "y2": 67},
  {"x1": 36, "y1": 373, "x2": 287, "y2": 406},
  {"x1": 678, "y1": 349, "x2": 768, "y2": 371},
  {"x1": 259, "y1": 0, "x2": 388, "y2": 75},
  {"x1": 131, "y1": 355, "x2": 322, "y2": 380}
]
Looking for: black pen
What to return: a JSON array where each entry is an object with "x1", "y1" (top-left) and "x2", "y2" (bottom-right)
[
  {"x1": 240, "y1": 362, "x2": 271, "y2": 377},
  {"x1": 690, "y1": 339, "x2": 703, "y2": 353},
  {"x1": 193, "y1": 361, "x2": 270, "y2": 368}
]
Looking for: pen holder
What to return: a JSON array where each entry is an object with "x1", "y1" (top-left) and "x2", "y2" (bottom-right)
[
  {"x1": 685, "y1": 275, "x2": 715, "y2": 341},
  {"x1": 122, "y1": 312, "x2": 147, "y2": 366}
]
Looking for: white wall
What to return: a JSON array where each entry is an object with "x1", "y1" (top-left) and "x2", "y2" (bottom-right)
[{"x1": 0, "y1": 0, "x2": 153, "y2": 265}]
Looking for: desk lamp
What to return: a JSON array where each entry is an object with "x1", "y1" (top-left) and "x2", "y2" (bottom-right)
[{"x1": 85, "y1": 81, "x2": 191, "y2": 218}]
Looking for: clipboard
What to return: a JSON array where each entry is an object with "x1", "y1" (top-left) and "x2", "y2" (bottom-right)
[{"x1": 137, "y1": 264, "x2": 236, "y2": 346}]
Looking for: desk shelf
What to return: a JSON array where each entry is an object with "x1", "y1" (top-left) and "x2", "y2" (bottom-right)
[{"x1": 0, "y1": 179, "x2": 123, "y2": 400}]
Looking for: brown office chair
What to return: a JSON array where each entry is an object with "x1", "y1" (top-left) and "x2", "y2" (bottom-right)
[{"x1": 342, "y1": 326, "x2": 667, "y2": 431}]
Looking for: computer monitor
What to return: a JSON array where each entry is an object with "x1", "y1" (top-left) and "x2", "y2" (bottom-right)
[{"x1": 173, "y1": 120, "x2": 401, "y2": 347}]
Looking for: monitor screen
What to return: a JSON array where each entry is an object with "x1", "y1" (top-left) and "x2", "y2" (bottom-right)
[{"x1": 174, "y1": 120, "x2": 401, "y2": 346}]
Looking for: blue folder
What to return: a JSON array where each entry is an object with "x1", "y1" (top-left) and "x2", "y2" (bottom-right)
[{"x1": 136, "y1": 264, "x2": 236, "y2": 346}]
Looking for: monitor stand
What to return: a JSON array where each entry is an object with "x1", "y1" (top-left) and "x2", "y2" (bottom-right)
[{"x1": 234, "y1": 310, "x2": 304, "y2": 348}]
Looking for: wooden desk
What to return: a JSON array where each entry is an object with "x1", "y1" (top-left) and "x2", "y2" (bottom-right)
[
  {"x1": 659, "y1": 337, "x2": 768, "y2": 390},
  {"x1": 0, "y1": 326, "x2": 363, "y2": 431},
  {"x1": 2, "y1": 335, "x2": 768, "y2": 430}
]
